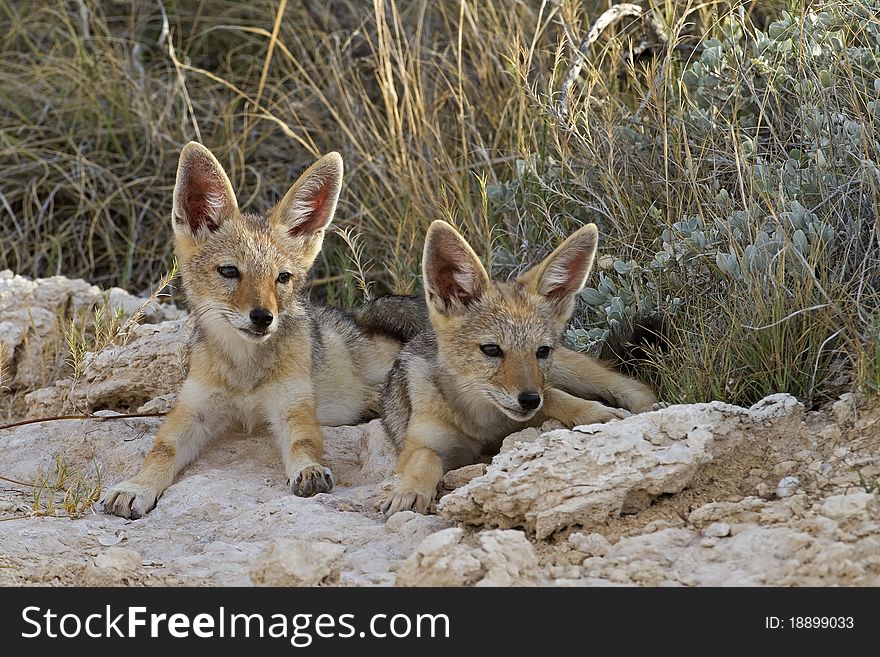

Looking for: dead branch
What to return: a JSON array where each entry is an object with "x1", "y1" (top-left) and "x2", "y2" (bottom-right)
[
  {"x1": 558, "y1": 3, "x2": 669, "y2": 119},
  {"x1": 0, "y1": 411, "x2": 166, "y2": 433}
]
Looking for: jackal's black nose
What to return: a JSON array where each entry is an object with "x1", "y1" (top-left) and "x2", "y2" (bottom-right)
[
  {"x1": 250, "y1": 308, "x2": 274, "y2": 329},
  {"x1": 517, "y1": 391, "x2": 541, "y2": 411}
]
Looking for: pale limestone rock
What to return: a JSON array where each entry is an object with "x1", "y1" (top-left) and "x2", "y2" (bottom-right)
[
  {"x1": 0, "y1": 270, "x2": 180, "y2": 393},
  {"x1": 439, "y1": 395, "x2": 803, "y2": 539},
  {"x1": 25, "y1": 319, "x2": 188, "y2": 416},
  {"x1": 84, "y1": 547, "x2": 143, "y2": 585},
  {"x1": 567, "y1": 532, "x2": 611, "y2": 558},
  {"x1": 384, "y1": 511, "x2": 450, "y2": 546},
  {"x1": 395, "y1": 528, "x2": 539, "y2": 587},
  {"x1": 818, "y1": 492, "x2": 880, "y2": 524},
  {"x1": 772, "y1": 460, "x2": 798, "y2": 476},
  {"x1": 566, "y1": 490, "x2": 880, "y2": 585},
  {"x1": 249, "y1": 538, "x2": 345, "y2": 586},
  {"x1": 440, "y1": 463, "x2": 487, "y2": 492},
  {"x1": 498, "y1": 419, "x2": 563, "y2": 454},
  {"x1": 703, "y1": 522, "x2": 731, "y2": 538},
  {"x1": 0, "y1": 415, "x2": 425, "y2": 586},
  {"x1": 688, "y1": 498, "x2": 766, "y2": 525},
  {"x1": 831, "y1": 393, "x2": 855, "y2": 425},
  {"x1": 394, "y1": 529, "x2": 482, "y2": 586},
  {"x1": 776, "y1": 476, "x2": 800, "y2": 498},
  {"x1": 106, "y1": 287, "x2": 183, "y2": 324},
  {"x1": 137, "y1": 393, "x2": 177, "y2": 414}
]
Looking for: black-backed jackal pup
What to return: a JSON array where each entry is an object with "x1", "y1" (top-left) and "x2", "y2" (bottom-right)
[
  {"x1": 380, "y1": 220, "x2": 657, "y2": 516},
  {"x1": 103, "y1": 143, "x2": 402, "y2": 519}
]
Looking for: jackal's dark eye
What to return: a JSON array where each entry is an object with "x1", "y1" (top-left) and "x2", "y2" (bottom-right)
[
  {"x1": 480, "y1": 343, "x2": 503, "y2": 358},
  {"x1": 277, "y1": 271, "x2": 292, "y2": 284},
  {"x1": 218, "y1": 265, "x2": 240, "y2": 279},
  {"x1": 536, "y1": 346, "x2": 552, "y2": 359}
]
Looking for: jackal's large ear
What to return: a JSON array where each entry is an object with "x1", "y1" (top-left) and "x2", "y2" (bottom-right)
[
  {"x1": 171, "y1": 142, "x2": 238, "y2": 238},
  {"x1": 422, "y1": 220, "x2": 490, "y2": 315},
  {"x1": 518, "y1": 223, "x2": 598, "y2": 316},
  {"x1": 272, "y1": 152, "x2": 343, "y2": 257}
]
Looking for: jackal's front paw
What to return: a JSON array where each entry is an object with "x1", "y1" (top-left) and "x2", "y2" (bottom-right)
[
  {"x1": 568, "y1": 401, "x2": 631, "y2": 427},
  {"x1": 101, "y1": 481, "x2": 160, "y2": 519},
  {"x1": 621, "y1": 390, "x2": 659, "y2": 414},
  {"x1": 381, "y1": 487, "x2": 433, "y2": 517},
  {"x1": 288, "y1": 464, "x2": 333, "y2": 497}
]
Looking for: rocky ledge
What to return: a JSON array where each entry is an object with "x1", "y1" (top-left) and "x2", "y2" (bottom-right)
[{"x1": 0, "y1": 272, "x2": 878, "y2": 586}]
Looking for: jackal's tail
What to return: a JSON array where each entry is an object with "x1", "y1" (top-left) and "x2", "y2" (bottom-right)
[
  {"x1": 353, "y1": 294, "x2": 429, "y2": 343},
  {"x1": 598, "y1": 313, "x2": 669, "y2": 375}
]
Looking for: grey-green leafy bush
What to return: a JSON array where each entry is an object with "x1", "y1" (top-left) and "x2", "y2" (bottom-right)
[
  {"x1": 567, "y1": 198, "x2": 836, "y2": 352},
  {"x1": 501, "y1": 1, "x2": 880, "y2": 405}
]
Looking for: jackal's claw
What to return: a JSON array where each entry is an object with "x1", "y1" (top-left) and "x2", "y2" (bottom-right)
[
  {"x1": 288, "y1": 464, "x2": 333, "y2": 497},
  {"x1": 381, "y1": 488, "x2": 433, "y2": 517},
  {"x1": 101, "y1": 480, "x2": 159, "y2": 519}
]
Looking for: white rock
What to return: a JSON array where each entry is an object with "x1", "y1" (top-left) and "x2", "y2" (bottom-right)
[
  {"x1": 440, "y1": 463, "x2": 487, "y2": 492},
  {"x1": 137, "y1": 394, "x2": 177, "y2": 414},
  {"x1": 25, "y1": 319, "x2": 188, "y2": 416},
  {"x1": 84, "y1": 547, "x2": 143, "y2": 584},
  {"x1": 249, "y1": 538, "x2": 345, "y2": 586},
  {"x1": 0, "y1": 270, "x2": 181, "y2": 394},
  {"x1": 772, "y1": 460, "x2": 798, "y2": 476},
  {"x1": 440, "y1": 398, "x2": 803, "y2": 538},
  {"x1": 703, "y1": 522, "x2": 731, "y2": 538},
  {"x1": 831, "y1": 393, "x2": 855, "y2": 425},
  {"x1": 106, "y1": 287, "x2": 179, "y2": 324},
  {"x1": 568, "y1": 532, "x2": 612, "y2": 557},
  {"x1": 384, "y1": 511, "x2": 449, "y2": 544},
  {"x1": 395, "y1": 528, "x2": 540, "y2": 586},
  {"x1": 498, "y1": 420, "x2": 564, "y2": 454},
  {"x1": 0, "y1": 272, "x2": 99, "y2": 389},
  {"x1": 394, "y1": 529, "x2": 482, "y2": 586},
  {"x1": 3, "y1": 271, "x2": 879, "y2": 588},
  {"x1": 818, "y1": 492, "x2": 880, "y2": 521},
  {"x1": 98, "y1": 531, "x2": 126, "y2": 547},
  {"x1": 568, "y1": 516, "x2": 880, "y2": 586},
  {"x1": 776, "y1": 476, "x2": 800, "y2": 498},
  {"x1": 0, "y1": 416, "x2": 426, "y2": 586}
]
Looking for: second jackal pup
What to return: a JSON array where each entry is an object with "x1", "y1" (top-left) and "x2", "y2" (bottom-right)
[
  {"x1": 381, "y1": 220, "x2": 657, "y2": 515},
  {"x1": 103, "y1": 143, "x2": 401, "y2": 519}
]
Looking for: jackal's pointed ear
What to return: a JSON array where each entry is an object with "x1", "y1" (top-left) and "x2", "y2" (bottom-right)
[
  {"x1": 422, "y1": 220, "x2": 490, "y2": 315},
  {"x1": 172, "y1": 142, "x2": 238, "y2": 237},
  {"x1": 518, "y1": 223, "x2": 598, "y2": 315},
  {"x1": 273, "y1": 152, "x2": 343, "y2": 240}
]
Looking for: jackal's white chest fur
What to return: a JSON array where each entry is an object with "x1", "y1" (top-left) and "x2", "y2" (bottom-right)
[{"x1": 190, "y1": 320, "x2": 378, "y2": 431}]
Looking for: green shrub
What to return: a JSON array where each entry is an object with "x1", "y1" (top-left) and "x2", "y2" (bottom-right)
[{"x1": 490, "y1": 1, "x2": 880, "y2": 406}]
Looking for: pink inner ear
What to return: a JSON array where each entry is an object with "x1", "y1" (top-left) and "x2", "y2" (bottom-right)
[
  {"x1": 179, "y1": 167, "x2": 229, "y2": 234},
  {"x1": 183, "y1": 191, "x2": 218, "y2": 233},
  {"x1": 545, "y1": 253, "x2": 587, "y2": 300},
  {"x1": 288, "y1": 184, "x2": 331, "y2": 238},
  {"x1": 435, "y1": 265, "x2": 471, "y2": 303}
]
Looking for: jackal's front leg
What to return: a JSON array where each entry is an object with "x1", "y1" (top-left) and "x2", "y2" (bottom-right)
[
  {"x1": 102, "y1": 382, "x2": 224, "y2": 519},
  {"x1": 382, "y1": 419, "x2": 464, "y2": 516},
  {"x1": 382, "y1": 443, "x2": 444, "y2": 516},
  {"x1": 541, "y1": 387, "x2": 630, "y2": 427},
  {"x1": 270, "y1": 397, "x2": 333, "y2": 497},
  {"x1": 551, "y1": 346, "x2": 657, "y2": 413}
]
